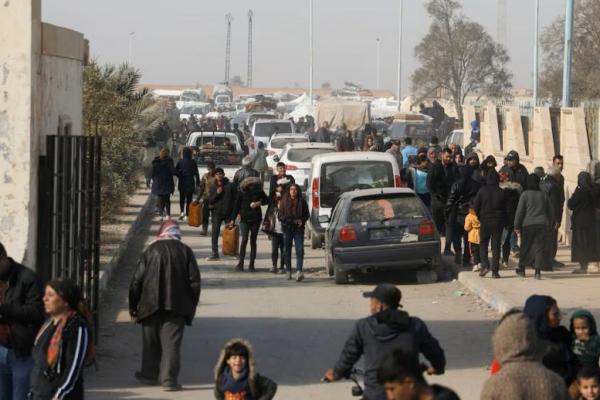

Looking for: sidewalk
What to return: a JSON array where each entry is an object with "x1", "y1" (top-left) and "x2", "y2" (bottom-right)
[{"x1": 458, "y1": 245, "x2": 600, "y2": 319}]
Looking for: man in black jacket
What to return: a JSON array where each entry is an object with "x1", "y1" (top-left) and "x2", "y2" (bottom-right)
[
  {"x1": 129, "y1": 221, "x2": 201, "y2": 391},
  {"x1": 207, "y1": 168, "x2": 236, "y2": 260},
  {"x1": 268, "y1": 162, "x2": 296, "y2": 197},
  {"x1": 233, "y1": 157, "x2": 259, "y2": 192},
  {"x1": 427, "y1": 148, "x2": 459, "y2": 254},
  {"x1": 323, "y1": 284, "x2": 446, "y2": 400},
  {"x1": 540, "y1": 166, "x2": 564, "y2": 269},
  {"x1": 0, "y1": 242, "x2": 45, "y2": 399}
]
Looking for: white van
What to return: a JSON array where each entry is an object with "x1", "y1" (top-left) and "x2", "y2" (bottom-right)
[
  {"x1": 251, "y1": 119, "x2": 295, "y2": 147},
  {"x1": 306, "y1": 152, "x2": 402, "y2": 249}
]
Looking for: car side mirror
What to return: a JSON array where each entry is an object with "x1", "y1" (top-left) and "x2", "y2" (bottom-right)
[
  {"x1": 273, "y1": 155, "x2": 280, "y2": 162},
  {"x1": 318, "y1": 215, "x2": 330, "y2": 224}
]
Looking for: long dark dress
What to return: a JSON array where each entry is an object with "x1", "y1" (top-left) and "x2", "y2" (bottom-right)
[{"x1": 567, "y1": 184, "x2": 598, "y2": 263}]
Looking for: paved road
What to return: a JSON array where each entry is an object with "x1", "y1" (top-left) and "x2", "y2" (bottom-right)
[{"x1": 86, "y1": 205, "x2": 499, "y2": 400}]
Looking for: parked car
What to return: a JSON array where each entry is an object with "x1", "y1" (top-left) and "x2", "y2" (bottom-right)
[
  {"x1": 322, "y1": 188, "x2": 441, "y2": 284},
  {"x1": 245, "y1": 113, "x2": 278, "y2": 130},
  {"x1": 306, "y1": 152, "x2": 402, "y2": 249},
  {"x1": 386, "y1": 112, "x2": 434, "y2": 149},
  {"x1": 272, "y1": 142, "x2": 336, "y2": 190},
  {"x1": 179, "y1": 104, "x2": 210, "y2": 121},
  {"x1": 251, "y1": 119, "x2": 295, "y2": 147},
  {"x1": 186, "y1": 131, "x2": 243, "y2": 180},
  {"x1": 265, "y1": 133, "x2": 310, "y2": 172},
  {"x1": 442, "y1": 129, "x2": 464, "y2": 148}
]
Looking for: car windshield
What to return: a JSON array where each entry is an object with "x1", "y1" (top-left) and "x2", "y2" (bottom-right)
[
  {"x1": 347, "y1": 195, "x2": 424, "y2": 223},
  {"x1": 255, "y1": 122, "x2": 293, "y2": 138},
  {"x1": 286, "y1": 148, "x2": 334, "y2": 163},
  {"x1": 320, "y1": 161, "x2": 394, "y2": 208},
  {"x1": 270, "y1": 137, "x2": 308, "y2": 149}
]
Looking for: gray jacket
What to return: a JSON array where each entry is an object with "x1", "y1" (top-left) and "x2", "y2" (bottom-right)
[{"x1": 514, "y1": 190, "x2": 552, "y2": 230}]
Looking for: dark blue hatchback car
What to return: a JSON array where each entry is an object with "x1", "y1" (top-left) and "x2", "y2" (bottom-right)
[{"x1": 322, "y1": 188, "x2": 441, "y2": 284}]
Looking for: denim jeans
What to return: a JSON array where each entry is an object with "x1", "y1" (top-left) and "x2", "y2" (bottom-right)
[
  {"x1": 0, "y1": 345, "x2": 34, "y2": 400},
  {"x1": 283, "y1": 230, "x2": 305, "y2": 272}
]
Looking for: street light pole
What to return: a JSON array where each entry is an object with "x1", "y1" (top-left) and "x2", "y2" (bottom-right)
[
  {"x1": 396, "y1": 0, "x2": 403, "y2": 110},
  {"x1": 533, "y1": 0, "x2": 539, "y2": 107},
  {"x1": 562, "y1": 0, "x2": 574, "y2": 107},
  {"x1": 309, "y1": 0, "x2": 314, "y2": 106},
  {"x1": 128, "y1": 32, "x2": 135, "y2": 65},
  {"x1": 376, "y1": 38, "x2": 381, "y2": 90}
]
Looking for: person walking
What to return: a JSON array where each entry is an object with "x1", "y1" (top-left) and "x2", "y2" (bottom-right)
[
  {"x1": 568, "y1": 172, "x2": 599, "y2": 274},
  {"x1": 129, "y1": 220, "x2": 201, "y2": 391},
  {"x1": 197, "y1": 161, "x2": 216, "y2": 236},
  {"x1": 251, "y1": 142, "x2": 269, "y2": 183},
  {"x1": 230, "y1": 177, "x2": 268, "y2": 272},
  {"x1": 262, "y1": 178, "x2": 289, "y2": 274},
  {"x1": 401, "y1": 138, "x2": 417, "y2": 168},
  {"x1": 540, "y1": 167, "x2": 565, "y2": 269},
  {"x1": 30, "y1": 278, "x2": 91, "y2": 400},
  {"x1": 499, "y1": 171, "x2": 522, "y2": 268},
  {"x1": 278, "y1": 184, "x2": 309, "y2": 281},
  {"x1": 151, "y1": 148, "x2": 176, "y2": 220},
  {"x1": 473, "y1": 171, "x2": 507, "y2": 278},
  {"x1": 206, "y1": 168, "x2": 235, "y2": 261},
  {"x1": 316, "y1": 121, "x2": 331, "y2": 143},
  {"x1": 233, "y1": 157, "x2": 259, "y2": 192},
  {"x1": 514, "y1": 174, "x2": 553, "y2": 279},
  {"x1": 175, "y1": 147, "x2": 200, "y2": 221},
  {"x1": 141, "y1": 137, "x2": 156, "y2": 188},
  {"x1": 0, "y1": 242, "x2": 44, "y2": 400},
  {"x1": 427, "y1": 148, "x2": 458, "y2": 255},
  {"x1": 386, "y1": 140, "x2": 403, "y2": 172},
  {"x1": 405, "y1": 154, "x2": 431, "y2": 207},
  {"x1": 322, "y1": 284, "x2": 446, "y2": 400},
  {"x1": 337, "y1": 128, "x2": 355, "y2": 152},
  {"x1": 269, "y1": 162, "x2": 295, "y2": 197}
]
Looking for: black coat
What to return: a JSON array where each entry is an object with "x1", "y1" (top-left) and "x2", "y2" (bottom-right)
[
  {"x1": 499, "y1": 163, "x2": 529, "y2": 190},
  {"x1": 500, "y1": 182, "x2": 522, "y2": 229},
  {"x1": 208, "y1": 178, "x2": 236, "y2": 221},
  {"x1": 333, "y1": 309, "x2": 446, "y2": 400},
  {"x1": 445, "y1": 169, "x2": 481, "y2": 219},
  {"x1": 129, "y1": 240, "x2": 201, "y2": 325},
  {"x1": 473, "y1": 175, "x2": 507, "y2": 227},
  {"x1": 151, "y1": 157, "x2": 175, "y2": 195},
  {"x1": 268, "y1": 174, "x2": 295, "y2": 197},
  {"x1": 0, "y1": 260, "x2": 44, "y2": 357},
  {"x1": 233, "y1": 166, "x2": 259, "y2": 191},
  {"x1": 175, "y1": 158, "x2": 200, "y2": 193},
  {"x1": 567, "y1": 187, "x2": 597, "y2": 230},
  {"x1": 427, "y1": 161, "x2": 459, "y2": 205},
  {"x1": 231, "y1": 178, "x2": 269, "y2": 224}
]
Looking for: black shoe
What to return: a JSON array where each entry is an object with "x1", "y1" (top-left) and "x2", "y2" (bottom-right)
[
  {"x1": 553, "y1": 260, "x2": 565, "y2": 268},
  {"x1": 135, "y1": 372, "x2": 158, "y2": 386},
  {"x1": 443, "y1": 249, "x2": 455, "y2": 257},
  {"x1": 491, "y1": 272, "x2": 500, "y2": 279},
  {"x1": 478, "y1": 268, "x2": 490, "y2": 277},
  {"x1": 248, "y1": 264, "x2": 255, "y2": 272},
  {"x1": 516, "y1": 269, "x2": 526, "y2": 278},
  {"x1": 270, "y1": 267, "x2": 278, "y2": 273},
  {"x1": 199, "y1": 231, "x2": 208, "y2": 236},
  {"x1": 206, "y1": 255, "x2": 219, "y2": 261},
  {"x1": 534, "y1": 271, "x2": 542, "y2": 280},
  {"x1": 235, "y1": 262, "x2": 244, "y2": 271}
]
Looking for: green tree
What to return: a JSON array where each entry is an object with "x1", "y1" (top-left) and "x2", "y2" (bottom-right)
[
  {"x1": 540, "y1": 0, "x2": 600, "y2": 104},
  {"x1": 411, "y1": 0, "x2": 512, "y2": 120}
]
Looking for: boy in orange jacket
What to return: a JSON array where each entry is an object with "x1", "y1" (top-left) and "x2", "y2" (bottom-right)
[{"x1": 464, "y1": 206, "x2": 481, "y2": 272}]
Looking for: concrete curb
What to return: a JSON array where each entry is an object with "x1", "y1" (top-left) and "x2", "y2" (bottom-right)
[
  {"x1": 98, "y1": 191, "x2": 154, "y2": 297},
  {"x1": 457, "y1": 271, "x2": 516, "y2": 315}
]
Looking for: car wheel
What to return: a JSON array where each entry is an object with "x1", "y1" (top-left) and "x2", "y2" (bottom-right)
[
  {"x1": 415, "y1": 270, "x2": 438, "y2": 284},
  {"x1": 311, "y1": 231, "x2": 322, "y2": 249},
  {"x1": 334, "y1": 269, "x2": 349, "y2": 284}
]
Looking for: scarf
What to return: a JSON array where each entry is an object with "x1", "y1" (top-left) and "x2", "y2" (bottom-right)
[
  {"x1": 156, "y1": 219, "x2": 181, "y2": 241},
  {"x1": 45, "y1": 310, "x2": 77, "y2": 369},
  {"x1": 221, "y1": 367, "x2": 252, "y2": 400}
]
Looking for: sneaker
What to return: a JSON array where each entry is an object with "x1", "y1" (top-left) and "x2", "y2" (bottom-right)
[
  {"x1": 516, "y1": 269, "x2": 526, "y2": 278},
  {"x1": 206, "y1": 255, "x2": 220, "y2": 261},
  {"x1": 478, "y1": 268, "x2": 489, "y2": 277},
  {"x1": 279, "y1": 268, "x2": 287, "y2": 275},
  {"x1": 178, "y1": 213, "x2": 185, "y2": 221},
  {"x1": 472, "y1": 264, "x2": 481, "y2": 272},
  {"x1": 491, "y1": 272, "x2": 501, "y2": 279},
  {"x1": 287, "y1": 271, "x2": 292, "y2": 280},
  {"x1": 552, "y1": 260, "x2": 565, "y2": 268},
  {"x1": 270, "y1": 267, "x2": 278, "y2": 274},
  {"x1": 296, "y1": 272, "x2": 304, "y2": 282},
  {"x1": 534, "y1": 271, "x2": 542, "y2": 280},
  {"x1": 500, "y1": 262, "x2": 509, "y2": 270},
  {"x1": 572, "y1": 268, "x2": 588, "y2": 274},
  {"x1": 163, "y1": 383, "x2": 183, "y2": 392},
  {"x1": 135, "y1": 372, "x2": 158, "y2": 386}
]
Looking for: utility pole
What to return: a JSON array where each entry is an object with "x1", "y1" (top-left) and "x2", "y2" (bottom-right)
[
  {"x1": 396, "y1": 0, "x2": 403, "y2": 109},
  {"x1": 128, "y1": 32, "x2": 135, "y2": 65},
  {"x1": 497, "y1": 0, "x2": 507, "y2": 47},
  {"x1": 533, "y1": 0, "x2": 539, "y2": 106},
  {"x1": 309, "y1": 0, "x2": 314, "y2": 106},
  {"x1": 224, "y1": 13, "x2": 233, "y2": 84},
  {"x1": 562, "y1": 0, "x2": 574, "y2": 107},
  {"x1": 376, "y1": 38, "x2": 381, "y2": 90},
  {"x1": 247, "y1": 10, "x2": 253, "y2": 88}
]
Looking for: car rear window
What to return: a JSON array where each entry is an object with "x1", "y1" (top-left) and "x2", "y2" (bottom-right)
[
  {"x1": 287, "y1": 148, "x2": 334, "y2": 162},
  {"x1": 320, "y1": 161, "x2": 394, "y2": 208},
  {"x1": 347, "y1": 195, "x2": 424, "y2": 223},
  {"x1": 254, "y1": 122, "x2": 292, "y2": 137},
  {"x1": 194, "y1": 135, "x2": 240, "y2": 151},
  {"x1": 270, "y1": 137, "x2": 308, "y2": 149}
]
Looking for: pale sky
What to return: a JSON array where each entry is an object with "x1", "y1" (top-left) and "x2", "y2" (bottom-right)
[{"x1": 43, "y1": 0, "x2": 566, "y2": 95}]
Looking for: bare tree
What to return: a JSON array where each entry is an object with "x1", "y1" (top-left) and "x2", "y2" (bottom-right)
[
  {"x1": 540, "y1": 0, "x2": 600, "y2": 104},
  {"x1": 411, "y1": 0, "x2": 512, "y2": 120}
]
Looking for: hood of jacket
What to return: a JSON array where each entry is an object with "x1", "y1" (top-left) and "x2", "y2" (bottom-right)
[
  {"x1": 570, "y1": 309, "x2": 598, "y2": 337},
  {"x1": 500, "y1": 181, "x2": 523, "y2": 193},
  {"x1": 152, "y1": 156, "x2": 172, "y2": 166},
  {"x1": 486, "y1": 170, "x2": 500, "y2": 186},
  {"x1": 494, "y1": 313, "x2": 540, "y2": 365},
  {"x1": 214, "y1": 338, "x2": 257, "y2": 394},
  {"x1": 523, "y1": 295, "x2": 555, "y2": 339},
  {"x1": 366, "y1": 309, "x2": 411, "y2": 342},
  {"x1": 577, "y1": 171, "x2": 593, "y2": 190},
  {"x1": 240, "y1": 176, "x2": 263, "y2": 194},
  {"x1": 526, "y1": 173, "x2": 541, "y2": 191}
]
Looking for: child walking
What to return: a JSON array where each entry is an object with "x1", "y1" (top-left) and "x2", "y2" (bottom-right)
[
  {"x1": 571, "y1": 310, "x2": 600, "y2": 367},
  {"x1": 464, "y1": 206, "x2": 481, "y2": 272}
]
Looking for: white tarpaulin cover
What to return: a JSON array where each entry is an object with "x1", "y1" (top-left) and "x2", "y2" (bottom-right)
[{"x1": 315, "y1": 97, "x2": 369, "y2": 131}]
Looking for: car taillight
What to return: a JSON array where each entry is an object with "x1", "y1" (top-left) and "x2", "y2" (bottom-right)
[
  {"x1": 311, "y1": 178, "x2": 320, "y2": 209},
  {"x1": 418, "y1": 219, "x2": 435, "y2": 240},
  {"x1": 339, "y1": 225, "x2": 357, "y2": 242},
  {"x1": 286, "y1": 164, "x2": 298, "y2": 171},
  {"x1": 395, "y1": 175, "x2": 402, "y2": 187}
]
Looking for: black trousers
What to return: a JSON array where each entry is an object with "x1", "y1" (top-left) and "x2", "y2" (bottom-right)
[
  {"x1": 480, "y1": 223, "x2": 504, "y2": 272},
  {"x1": 140, "y1": 311, "x2": 186, "y2": 386},
  {"x1": 202, "y1": 200, "x2": 211, "y2": 233},
  {"x1": 271, "y1": 233, "x2": 284, "y2": 268},
  {"x1": 157, "y1": 194, "x2": 171, "y2": 217},
  {"x1": 431, "y1": 200, "x2": 446, "y2": 239},
  {"x1": 179, "y1": 190, "x2": 194, "y2": 215},
  {"x1": 549, "y1": 227, "x2": 559, "y2": 262},
  {"x1": 211, "y1": 216, "x2": 225, "y2": 257},
  {"x1": 518, "y1": 225, "x2": 549, "y2": 272},
  {"x1": 239, "y1": 221, "x2": 260, "y2": 266}
]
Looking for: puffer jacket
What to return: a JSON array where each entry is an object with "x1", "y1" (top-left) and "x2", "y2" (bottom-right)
[
  {"x1": 151, "y1": 156, "x2": 175, "y2": 195},
  {"x1": 231, "y1": 177, "x2": 269, "y2": 224},
  {"x1": 129, "y1": 239, "x2": 201, "y2": 325},
  {"x1": 233, "y1": 166, "x2": 259, "y2": 191},
  {"x1": 208, "y1": 178, "x2": 236, "y2": 220},
  {"x1": 175, "y1": 158, "x2": 200, "y2": 192},
  {"x1": 473, "y1": 172, "x2": 507, "y2": 227},
  {"x1": 214, "y1": 338, "x2": 277, "y2": 400},
  {"x1": 445, "y1": 166, "x2": 481, "y2": 218}
]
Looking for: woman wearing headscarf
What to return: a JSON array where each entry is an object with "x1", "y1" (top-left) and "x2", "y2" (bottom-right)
[
  {"x1": 175, "y1": 147, "x2": 200, "y2": 221},
  {"x1": 514, "y1": 174, "x2": 553, "y2": 279},
  {"x1": 152, "y1": 148, "x2": 176, "y2": 220},
  {"x1": 30, "y1": 278, "x2": 91, "y2": 400},
  {"x1": 523, "y1": 295, "x2": 580, "y2": 393},
  {"x1": 263, "y1": 178, "x2": 290, "y2": 274},
  {"x1": 568, "y1": 172, "x2": 598, "y2": 274},
  {"x1": 278, "y1": 184, "x2": 309, "y2": 282}
]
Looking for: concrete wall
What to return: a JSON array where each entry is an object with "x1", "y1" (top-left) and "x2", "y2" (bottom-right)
[{"x1": 0, "y1": 1, "x2": 85, "y2": 266}]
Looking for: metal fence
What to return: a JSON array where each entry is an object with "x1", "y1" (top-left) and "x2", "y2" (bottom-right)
[{"x1": 36, "y1": 135, "x2": 101, "y2": 338}]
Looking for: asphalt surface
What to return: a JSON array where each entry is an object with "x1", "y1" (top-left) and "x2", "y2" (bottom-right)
[{"x1": 86, "y1": 204, "x2": 499, "y2": 400}]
